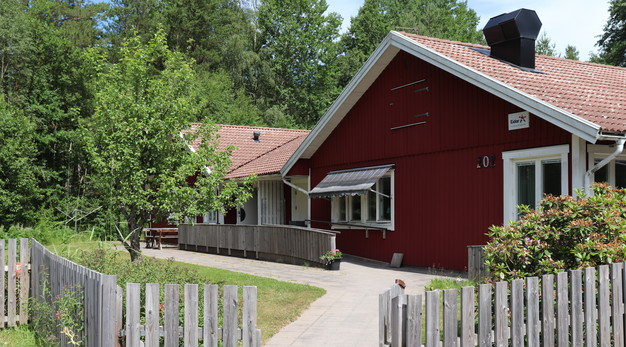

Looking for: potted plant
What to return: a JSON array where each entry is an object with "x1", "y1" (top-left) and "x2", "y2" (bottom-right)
[{"x1": 320, "y1": 249, "x2": 343, "y2": 270}]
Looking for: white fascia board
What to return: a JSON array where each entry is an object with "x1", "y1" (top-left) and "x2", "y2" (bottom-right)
[
  {"x1": 280, "y1": 33, "x2": 401, "y2": 177},
  {"x1": 390, "y1": 32, "x2": 601, "y2": 143}
]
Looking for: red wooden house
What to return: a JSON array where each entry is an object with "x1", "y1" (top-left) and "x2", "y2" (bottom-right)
[{"x1": 280, "y1": 9, "x2": 626, "y2": 270}]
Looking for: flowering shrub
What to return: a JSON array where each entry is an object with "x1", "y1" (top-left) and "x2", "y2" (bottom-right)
[
  {"x1": 320, "y1": 249, "x2": 343, "y2": 265},
  {"x1": 484, "y1": 184, "x2": 626, "y2": 281}
]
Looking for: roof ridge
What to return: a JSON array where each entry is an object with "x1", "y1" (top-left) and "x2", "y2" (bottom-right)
[{"x1": 227, "y1": 133, "x2": 308, "y2": 174}]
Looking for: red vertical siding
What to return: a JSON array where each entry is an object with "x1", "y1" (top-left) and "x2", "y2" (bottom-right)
[{"x1": 306, "y1": 51, "x2": 572, "y2": 270}]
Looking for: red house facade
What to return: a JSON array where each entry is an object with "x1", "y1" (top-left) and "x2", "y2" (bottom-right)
[{"x1": 281, "y1": 12, "x2": 626, "y2": 270}]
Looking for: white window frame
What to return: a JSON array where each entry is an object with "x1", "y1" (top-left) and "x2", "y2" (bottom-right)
[
  {"x1": 331, "y1": 171, "x2": 395, "y2": 230},
  {"x1": 502, "y1": 145, "x2": 569, "y2": 223},
  {"x1": 587, "y1": 144, "x2": 626, "y2": 187},
  {"x1": 203, "y1": 210, "x2": 218, "y2": 224}
]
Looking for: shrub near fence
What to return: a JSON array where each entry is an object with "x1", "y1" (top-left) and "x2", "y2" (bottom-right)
[{"x1": 380, "y1": 261, "x2": 626, "y2": 347}]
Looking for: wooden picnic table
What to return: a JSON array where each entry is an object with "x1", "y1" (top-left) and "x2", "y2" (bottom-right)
[{"x1": 144, "y1": 228, "x2": 178, "y2": 250}]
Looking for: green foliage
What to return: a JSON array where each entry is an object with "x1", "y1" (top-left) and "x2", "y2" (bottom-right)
[
  {"x1": 2, "y1": 215, "x2": 75, "y2": 245},
  {"x1": 424, "y1": 278, "x2": 476, "y2": 291},
  {"x1": 84, "y1": 30, "x2": 254, "y2": 260},
  {"x1": 29, "y1": 274, "x2": 85, "y2": 346},
  {"x1": 484, "y1": 184, "x2": 626, "y2": 281},
  {"x1": 319, "y1": 248, "x2": 342, "y2": 265},
  {"x1": 0, "y1": 101, "x2": 41, "y2": 227},
  {"x1": 338, "y1": 0, "x2": 483, "y2": 87},
  {"x1": 535, "y1": 31, "x2": 558, "y2": 57},
  {"x1": 597, "y1": 0, "x2": 626, "y2": 66},
  {"x1": 258, "y1": 0, "x2": 342, "y2": 128},
  {"x1": 564, "y1": 44, "x2": 580, "y2": 61}
]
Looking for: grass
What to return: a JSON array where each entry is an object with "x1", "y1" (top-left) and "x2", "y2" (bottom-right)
[
  {"x1": 0, "y1": 325, "x2": 41, "y2": 346},
  {"x1": 42, "y1": 240, "x2": 325, "y2": 344},
  {"x1": 424, "y1": 277, "x2": 477, "y2": 291}
]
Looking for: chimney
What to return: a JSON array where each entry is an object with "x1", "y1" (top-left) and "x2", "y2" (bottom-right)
[
  {"x1": 252, "y1": 131, "x2": 261, "y2": 142},
  {"x1": 483, "y1": 9, "x2": 542, "y2": 69}
]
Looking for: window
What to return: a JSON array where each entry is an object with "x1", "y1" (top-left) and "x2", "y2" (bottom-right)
[
  {"x1": 331, "y1": 172, "x2": 394, "y2": 229},
  {"x1": 503, "y1": 145, "x2": 569, "y2": 222},
  {"x1": 589, "y1": 145, "x2": 626, "y2": 188},
  {"x1": 203, "y1": 210, "x2": 218, "y2": 224}
]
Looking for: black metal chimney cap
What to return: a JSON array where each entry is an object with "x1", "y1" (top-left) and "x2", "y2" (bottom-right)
[
  {"x1": 483, "y1": 9, "x2": 542, "y2": 46},
  {"x1": 252, "y1": 131, "x2": 261, "y2": 141}
]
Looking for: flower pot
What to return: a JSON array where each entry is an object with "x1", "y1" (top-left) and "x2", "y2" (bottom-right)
[{"x1": 326, "y1": 259, "x2": 341, "y2": 270}]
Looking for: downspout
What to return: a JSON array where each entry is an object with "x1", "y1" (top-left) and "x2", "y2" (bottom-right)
[
  {"x1": 584, "y1": 138, "x2": 626, "y2": 194},
  {"x1": 282, "y1": 178, "x2": 309, "y2": 196}
]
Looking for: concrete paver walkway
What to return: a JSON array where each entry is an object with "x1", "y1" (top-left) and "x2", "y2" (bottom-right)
[{"x1": 142, "y1": 246, "x2": 460, "y2": 347}]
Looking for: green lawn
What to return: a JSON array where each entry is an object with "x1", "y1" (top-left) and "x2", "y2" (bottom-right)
[{"x1": 2, "y1": 240, "x2": 325, "y2": 345}]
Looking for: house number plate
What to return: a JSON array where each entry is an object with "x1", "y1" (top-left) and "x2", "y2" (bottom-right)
[{"x1": 476, "y1": 155, "x2": 496, "y2": 169}]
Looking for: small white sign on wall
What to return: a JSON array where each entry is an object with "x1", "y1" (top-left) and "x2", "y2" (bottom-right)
[{"x1": 508, "y1": 111, "x2": 530, "y2": 130}]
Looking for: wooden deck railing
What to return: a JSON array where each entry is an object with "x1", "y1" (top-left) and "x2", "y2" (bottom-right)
[{"x1": 178, "y1": 224, "x2": 338, "y2": 266}]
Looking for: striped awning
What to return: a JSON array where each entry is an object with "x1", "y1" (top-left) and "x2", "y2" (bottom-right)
[{"x1": 309, "y1": 165, "x2": 393, "y2": 198}]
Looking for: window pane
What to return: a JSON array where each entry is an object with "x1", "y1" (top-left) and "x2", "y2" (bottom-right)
[
  {"x1": 338, "y1": 196, "x2": 346, "y2": 221},
  {"x1": 616, "y1": 160, "x2": 626, "y2": 188},
  {"x1": 350, "y1": 195, "x2": 361, "y2": 221},
  {"x1": 517, "y1": 162, "x2": 535, "y2": 209},
  {"x1": 594, "y1": 159, "x2": 609, "y2": 184},
  {"x1": 378, "y1": 177, "x2": 391, "y2": 221},
  {"x1": 542, "y1": 159, "x2": 561, "y2": 196},
  {"x1": 367, "y1": 191, "x2": 376, "y2": 221}
]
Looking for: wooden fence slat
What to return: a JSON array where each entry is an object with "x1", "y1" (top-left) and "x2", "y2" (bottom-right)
[
  {"x1": 204, "y1": 284, "x2": 218, "y2": 347},
  {"x1": 115, "y1": 285, "x2": 123, "y2": 347},
  {"x1": 101, "y1": 275, "x2": 118, "y2": 347},
  {"x1": 460, "y1": 286, "x2": 474, "y2": 347},
  {"x1": 443, "y1": 289, "x2": 457, "y2": 347},
  {"x1": 557, "y1": 272, "x2": 569, "y2": 347},
  {"x1": 612, "y1": 263, "x2": 625, "y2": 346},
  {"x1": 379, "y1": 289, "x2": 390, "y2": 346},
  {"x1": 510, "y1": 279, "x2": 524, "y2": 347},
  {"x1": 571, "y1": 270, "x2": 583, "y2": 347},
  {"x1": 478, "y1": 283, "x2": 492, "y2": 347},
  {"x1": 164, "y1": 284, "x2": 180, "y2": 347},
  {"x1": 7, "y1": 239, "x2": 16, "y2": 327},
  {"x1": 0, "y1": 240, "x2": 4, "y2": 328},
  {"x1": 543, "y1": 274, "x2": 555, "y2": 347},
  {"x1": 19, "y1": 238, "x2": 29, "y2": 324},
  {"x1": 243, "y1": 286, "x2": 259, "y2": 347},
  {"x1": 184, "y1": 284, "x2": 199, "y2": 347},
  {"x1": 425, "y1": 290, "x2": 439, "y2": 347},
  {"x1": 223, "y1": 285, "x2": 238, "y2": 347},
  {"x1": 145, "y1": 283, "x2": 160, "y2": 346},
  {"x1": 527, "y1": 277, "x2": 540, "y2": 347},
  {"x1": 585, "y1": 267, "x2": 597, "y2": 347},
  {"x1": 126, "y1": 283, "x2": 141, "y2": 347},
  {"x1": 407, "y1": 294, "x2": 422, "y2": 347},
  {"x1": 598, "y1": 265, "x2": 610, "y2": 346},
  {"x1": 391, "y1": 295, "x2": 404, "y2": 347},
  {"x1": 494, "y1": 281, "x2": 508, "y2": 347}
]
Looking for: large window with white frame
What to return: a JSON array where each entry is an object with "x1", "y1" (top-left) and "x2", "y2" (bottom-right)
[
  {"x1": 588, "y1": 145, "x2": 626, "y2": 188},
  {"x1": 331, "y1": 174, "x2": 394, "y2": 229},
  {"x1": 502, "y1": 145, "x2": 569, "y2": 222}
]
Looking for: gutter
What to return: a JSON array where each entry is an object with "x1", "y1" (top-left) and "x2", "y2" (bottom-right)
[{"x1": 584, "y1": 137, "x2": 626, "y2": 193}]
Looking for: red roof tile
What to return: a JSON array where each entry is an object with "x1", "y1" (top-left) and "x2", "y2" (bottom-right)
[
  {"x1": 186, "y1": 124, "x2": 309, "y2": 179},
  {"x1": 401, "y1": 33, "x2": 626, "y2": 133}
]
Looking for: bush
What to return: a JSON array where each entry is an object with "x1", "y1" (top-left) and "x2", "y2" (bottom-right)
[
  {"x1": 484, "y1": 184, "x2": 626, "y2": 281},
  {"x1": 3, "y1": 217, "x2": 75, "y2": 245}
]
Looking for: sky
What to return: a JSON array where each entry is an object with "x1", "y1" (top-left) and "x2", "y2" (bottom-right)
[{"x1": 326, "y1": 0, "x2": 611, "y2": 61}]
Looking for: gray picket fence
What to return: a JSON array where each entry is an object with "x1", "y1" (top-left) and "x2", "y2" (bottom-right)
[
  {"x1": 0, "y1": 238, "x2": 30, "y2": 328},
  {"x1": 2, "y1": 238, "x2": 260, "y2": 347},
  {"x1": 121, "y1": 283, "x2": 261, "y2": 347},
  {"x1": 381, "y1": 262, "x2": 626, "y2": 347}
]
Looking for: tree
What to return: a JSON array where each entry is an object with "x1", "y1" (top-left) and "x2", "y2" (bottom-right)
[
  {"x1": 597, "y1": 0, "x2": 626, "y2": 66},
  {"x1": 0, "y1": 0, "x2": 32, "y2": 100},
  {"x1": 564, "y1": 45, "x2": 579, "y2": 61},
  {"x1": 339, "y1": 0, "x2": 482, "y2": 87},
  {"x1": 535, "y1": 31, "x2": 557, "y2": 56},
  {"x1": 0, "y1": 100, "x2": 41, "y2": 227},
  {"x1": 257, "y1": 0, "x2": 342, "y2": 127},
  {"x1": 85, "y1": 31, "x2": 253, "y2": 261}
]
